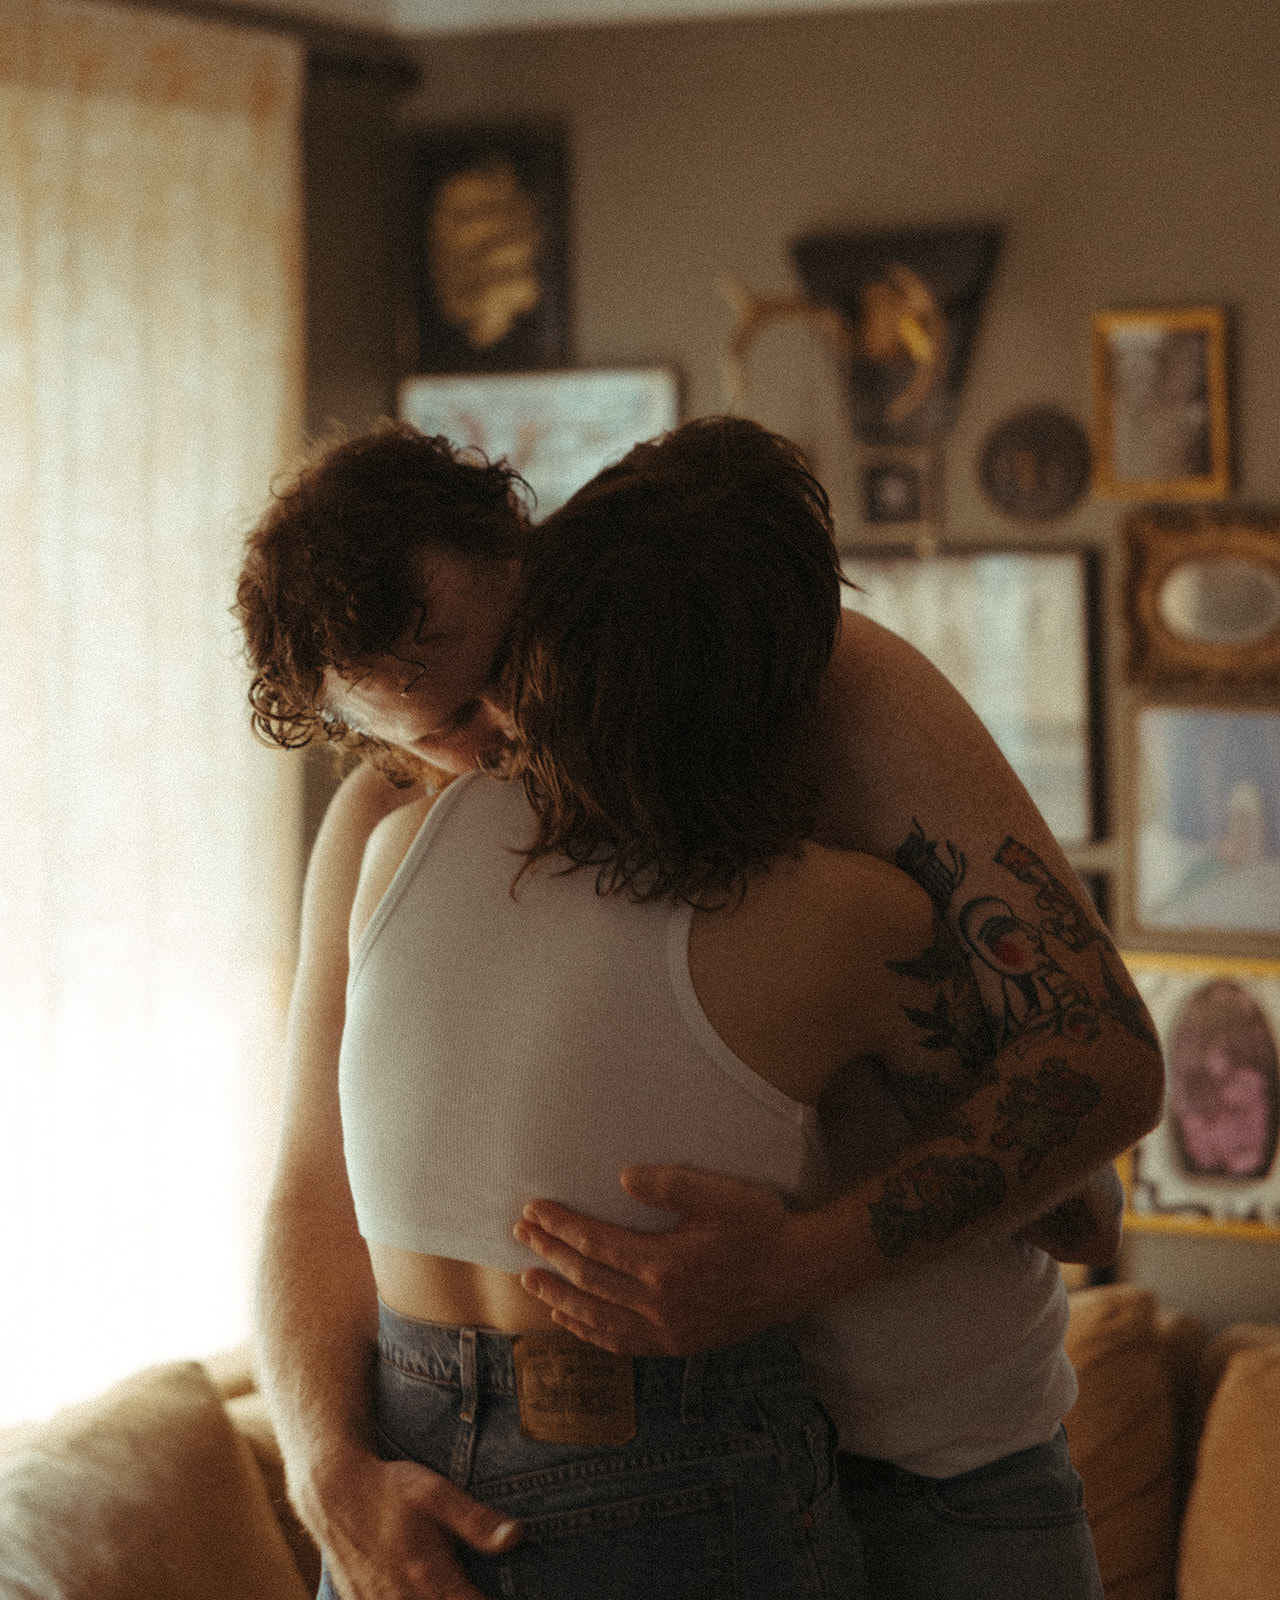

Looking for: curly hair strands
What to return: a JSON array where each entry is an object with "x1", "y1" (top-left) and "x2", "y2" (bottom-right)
[
  {"x1": 234, "y1": 420, "x2": 530, "y2": 781},
  {"x1": 509, "y1": 416, "x2": 844, "y2": 905}
]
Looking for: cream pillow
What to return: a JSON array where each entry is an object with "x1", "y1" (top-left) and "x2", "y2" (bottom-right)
[
  {"x1": 0, "y1": 1360, "x2": 310, "y2": 1600},
  {"x1": 1179, "y1": 1342, "x2": 1280, "y2": 1600},
  {"x1": 1064, "y1": 1284, "x2": 1178, "y2": 1600}
]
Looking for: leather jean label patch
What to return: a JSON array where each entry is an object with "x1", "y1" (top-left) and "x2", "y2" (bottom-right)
[{"x1": 513, "y1": 1333, "x2": 636, "y2": 1445}]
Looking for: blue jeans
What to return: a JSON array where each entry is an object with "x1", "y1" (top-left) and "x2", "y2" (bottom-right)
[
  {"x1": 838, "y1": 1427, "x2": 1103, "y2": 1600},
  {"x1": 318, "y1": 1304, "x2": 864, "y2": 1600}
]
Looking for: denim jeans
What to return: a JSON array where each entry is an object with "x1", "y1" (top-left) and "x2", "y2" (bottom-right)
[
  {"x1": 838, "y1": 1426, "x2": 1103, "y2": 1600},
  {"x1": 318, "y1": 1303, "x2": 864, "y2": 1600}
]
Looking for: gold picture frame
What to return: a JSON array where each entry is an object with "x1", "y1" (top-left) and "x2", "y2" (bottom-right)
[
  {"x1": 1119, "y1": 951, "x2": 1280, "y2": 1239},
  {"x1": 1092, "y1": 307, "x2": 1230, "y2": 501},
  {"x1": 1123, "y1": 506, "x2": 1280, "y2": 692}
]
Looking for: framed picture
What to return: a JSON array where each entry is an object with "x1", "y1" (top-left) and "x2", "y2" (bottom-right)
[
  {"x1": 839, "y1": 547, "x2": 1102, "y2": 845},
  {"x1": 978, "y1": 406, "x2": 1092, "y2": 523},
  {"x1": 1091, "y1": 307, "x2": 1230, "y2": 501},
  {"x1": 414, "y1": 124, "x2": 569, "y2": 374},
  {"x1": 1120, "y1": 951, "x2": 1280, "y2": 1239},
  {"x1": 1124, "y1": 506, "x2": 1280, "y2": 692},
  {"x1": 399, "y1": 367, "x2": 680, "y2": 520},
  {"x1": 1131, "y1": 704, "x2": 1280, "y2": 942}
]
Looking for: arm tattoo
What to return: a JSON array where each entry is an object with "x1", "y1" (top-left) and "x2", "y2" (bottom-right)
[
  {"x1": 991, "y1": 1057, "x2": 1102, "y2": 1178},
  {"x1": 868, "y1": 1153, "x2": 1008, "y2": 1257}
]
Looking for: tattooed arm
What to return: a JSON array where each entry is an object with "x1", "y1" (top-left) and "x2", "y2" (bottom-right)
[{"x1": 514, "y1": 619, "x2": 1163, "y2": 1354}]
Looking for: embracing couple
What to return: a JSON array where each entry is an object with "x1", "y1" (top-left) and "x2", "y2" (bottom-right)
[{"x1": 237, "y1": 415, "x2": 1162, "y2": 1600}]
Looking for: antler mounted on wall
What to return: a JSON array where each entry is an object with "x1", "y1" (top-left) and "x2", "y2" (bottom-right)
[
  {"x1": 717, "y1": 226, "x2": 1001, "y2": 449},
  {"x1": 718, "y1": 263, "x2": 945, "y2": 428}
]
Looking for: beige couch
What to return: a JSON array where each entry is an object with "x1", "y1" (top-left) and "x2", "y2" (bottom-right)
[{"x1": 0, "y1": 1284, "x2": 1277, "y2": 1600}]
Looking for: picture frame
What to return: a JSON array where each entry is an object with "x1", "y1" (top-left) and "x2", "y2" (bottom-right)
[
  {"x1": 1119, "y1": 950, "x2": 1280, "y2": 1240},
  {"x1": 978, "y1": 406, "x2": 1092, "y2": 523},
  {"x1": 1091, "y1": 307, "x2": 1230, "y2": 501},
  {"x1": 413, "y1": 124, "x2": 570, "y2": 374},
  {"x1": 839, "y1": 545, "x2": 1103, "y2": 846},
  {"x1": 1130, "y1": 703, "x2": 1280, "y2": 944},
  {"x1": 399, "y1": 367, "x2": 681, "y2": 520},
  {"x1": 1124, "y1": 505, "x2": 1280, "y2": 692}
]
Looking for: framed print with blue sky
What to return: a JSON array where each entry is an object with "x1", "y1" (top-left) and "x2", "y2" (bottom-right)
[{"x1": 1132, "y1": 704, "x2": 1280, "y2": 943}]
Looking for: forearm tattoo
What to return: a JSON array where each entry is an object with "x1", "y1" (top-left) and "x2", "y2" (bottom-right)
[
  {"x1": 992, "y1": 1058, "x2": 1102, "y2": 1179},
  {"x1": 868, "y1": 1153, "x2": 1008, "y2": 1257},
  {"x1": 863, "y1": 823, "x2": 1145, "y2": 1259}
]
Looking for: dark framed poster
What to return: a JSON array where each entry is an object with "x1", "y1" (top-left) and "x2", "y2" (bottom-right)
[{"x1": 414, "y1": 124, "x2": 569, "y2": 374}]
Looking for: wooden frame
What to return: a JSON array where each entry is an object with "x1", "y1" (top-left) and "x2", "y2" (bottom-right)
[
  {"x1": 1128, "y1": 703, "x2": 1280, "y2": 947},
  {"x1": 1120, "y1": 950, "x2": 1280, "y2": 1239},
  {"x1": 399, "y1": 367, "x2": 680, "y2": 521},
  {"x1": 1124, "y1": 505, "x2": 1280, "y2": 692},
  {"x1": 1091, "y1": 307, "x2": 1230, "y2": 501},
  {"x1": 839, "y1": 545, "x2": 1104, "y2": 846}
]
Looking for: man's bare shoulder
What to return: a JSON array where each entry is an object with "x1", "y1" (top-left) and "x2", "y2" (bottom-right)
[{"x1": 799, "y1": 841, "x2": 935, "y2": 971}]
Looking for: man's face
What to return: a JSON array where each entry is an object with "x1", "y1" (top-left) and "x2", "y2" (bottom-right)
[{"x1": 320, "y1": 544, "x2": 521, "y2": 777}]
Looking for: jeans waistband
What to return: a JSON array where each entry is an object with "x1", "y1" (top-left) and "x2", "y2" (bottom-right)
[{"x1": 376, "y1": 1302, "x2": 806, "y2": 1404}]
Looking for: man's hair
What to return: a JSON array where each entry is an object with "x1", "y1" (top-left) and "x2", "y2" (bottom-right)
[
  {"x1": 234, "y1": 419, "x2": 529, "y2": 779},
  {"x1": 509, "y1": 415, "x2": 843, "y2": 905}
]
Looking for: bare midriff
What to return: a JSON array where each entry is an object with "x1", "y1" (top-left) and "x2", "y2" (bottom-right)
[{"x1": 367, "y1": 1241, "x2": 560, "y2": 1333}]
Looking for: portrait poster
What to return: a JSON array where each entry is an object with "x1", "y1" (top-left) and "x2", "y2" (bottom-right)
[
  {"x1": 1121, "y1": 951, "x2": 1280, "y2": 1238},
  {"x1": 1133, "y1": 705, "x2": 1280, "y2": 938},
  {"x1": 840, "y1": 550, "x2": 1097, "y2": 845},
  {"x1": 399, "y1": 367, "x2": 680, "y2": 520}
]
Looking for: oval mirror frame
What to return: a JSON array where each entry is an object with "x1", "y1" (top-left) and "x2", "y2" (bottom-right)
[{"x1": 1156, "y1": 557, "x2": 1280, "y2": 648}]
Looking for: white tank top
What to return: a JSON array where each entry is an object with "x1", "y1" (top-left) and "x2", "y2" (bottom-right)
[
  {"x1": 793, "y1": 1053, "x2": 1078, "y2": 1476},
  {"x1": 339, "y1": 772, "x2": 827, "y2": 1275}
]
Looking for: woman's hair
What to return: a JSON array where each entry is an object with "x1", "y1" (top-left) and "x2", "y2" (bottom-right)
[
  {"x1": 509, "y1": 415, "x2": 843, "y2": 905},
  {"x1": 234, "y1": 419, "x2": 529, "y2": 781}
]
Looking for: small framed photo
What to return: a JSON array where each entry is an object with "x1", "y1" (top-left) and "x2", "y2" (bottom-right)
[
  {"x1": 1124, "y1": 505, "x2": 1280, "y2": 692},
  {"x1": 399, "y1": 367, "x2": 680, "y2": 520},
  {"x1": 1131, "y1": 704, "x2": 1280, "y2": 943},
  {"x1": 414, "y1": 124, "x2": 570, "y2": 374},
  {"x1": 1120, "y1": 951, "x2": 1280, "y2": 1239},
  {"x1": 1091, "y1": 307, "x2": 1230, "y2": 501},
  {"x1": 840, "y1": 546, "x2": 1102, "y2": 845}
]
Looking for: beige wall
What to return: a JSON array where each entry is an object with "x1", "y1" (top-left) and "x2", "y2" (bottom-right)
[{"x1": 309, "y1": 0, "x2": 1280, "y2": 1329}]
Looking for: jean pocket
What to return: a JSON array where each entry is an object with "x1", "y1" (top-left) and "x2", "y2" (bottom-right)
[
  {"x1": 467, "y1": 1480, "x2": 738, "y2": 1600},
  {"x1": 923, "y1": 1442, "x2": 1087, "y2": 1531}
]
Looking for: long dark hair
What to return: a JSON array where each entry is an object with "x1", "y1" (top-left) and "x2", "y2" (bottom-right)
[{"x1": 509, "y1": 416, "x2": 842, "y2": 904}]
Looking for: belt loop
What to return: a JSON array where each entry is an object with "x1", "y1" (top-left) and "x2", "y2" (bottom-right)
[
  {"x1": 449, "y1": 1327, "x2": 480, "y2": 1487},
  {"x1": 680, "y1": 1353, "x2": 705, "y2": 1424}
]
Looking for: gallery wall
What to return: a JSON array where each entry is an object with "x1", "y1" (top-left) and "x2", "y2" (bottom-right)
[{"x1": 304, "y1": 0, "x2": 1280, "y2": 1328}]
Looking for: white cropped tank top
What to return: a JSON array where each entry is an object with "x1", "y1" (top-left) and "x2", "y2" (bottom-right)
[{"x1": 339, "y1": 773, "x2": 827, "y2": 1275}]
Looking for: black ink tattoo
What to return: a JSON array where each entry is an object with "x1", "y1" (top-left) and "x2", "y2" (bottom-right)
[
  {"x1": 991, "y1": 1057, "x2": 1102, "y2": 1178},
  {"x1": 894, "y1": 820, "x2": 967, "y2": 914},
  {"x1": 994, "y1": 838, "x2": 1103, "y2": 953},
  {"x1": 869, "y1": 1154, "x2": 1008, "y2": 1258}
]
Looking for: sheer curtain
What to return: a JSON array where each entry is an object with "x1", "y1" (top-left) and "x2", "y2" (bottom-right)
[{"x1": 0, "y1": 0, "x2": 304, "y2": 1426}]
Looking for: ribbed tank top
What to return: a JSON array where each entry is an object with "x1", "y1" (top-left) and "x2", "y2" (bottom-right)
[{"x1": 339, "y1": 772, "x2": 827, "y2": 1276}]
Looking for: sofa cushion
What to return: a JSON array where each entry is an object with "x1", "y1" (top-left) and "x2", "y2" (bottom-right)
[
  {"x1": 1179, "y1": 1342, "x2": 1280, "y2": 1600},
  {"x1": 0, "y1": 1360, "x2": 310, "y2": 1600},
  {"x1": 226, "y1": 1390, "x2": 323, "y2": 1594},
  {"x1": 1064, "y1": 1285, "x2": 1177, "y2": 1600}
]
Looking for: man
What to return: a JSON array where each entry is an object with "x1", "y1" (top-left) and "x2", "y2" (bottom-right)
[{"x1": 238, "y1": 420, "x2": 1161, "y2": 1600}]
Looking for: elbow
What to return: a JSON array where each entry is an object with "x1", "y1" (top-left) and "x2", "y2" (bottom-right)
[{"x1": 1113, "y1": 1038, "x2": 1167, "y2": 1151}]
